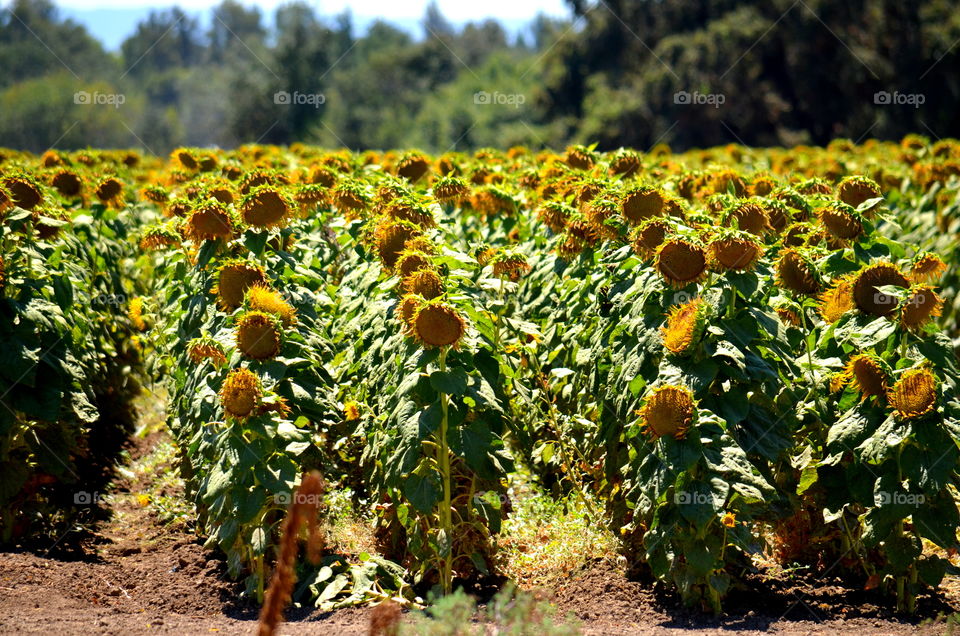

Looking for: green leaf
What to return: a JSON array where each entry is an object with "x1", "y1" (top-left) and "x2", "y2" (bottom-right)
[
  {"x1": 404, "y1": 471, "x2": 441, "y2": 514},
  {"x1": 430, "y1": 368, "x2": 468, "y2": 395}
]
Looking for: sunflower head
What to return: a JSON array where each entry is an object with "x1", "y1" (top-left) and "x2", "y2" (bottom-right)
[
  {"x1": 213, "y1": 260, "x2": 268, "y2": 311},
  {"x1": 852, "y1": 262, "x2": 908, "y2": 317},
  {"x1": 910, "y1": 253, "x2": 947, "y2": 283},
  {"x1": 187, "y1": 336, "x2": 227, "y2": 367},
  {"x1": 750, "y1": 175, "x2": 778, "y2": 197},
  {"x1": 637, "y1": 385, "x2": 696, "y2": 440},
  {"x1": 220, "y1": 367, "x2": 263, "y2": 421},
  {"x1": 139, "y1": 223, "x2": 181, "y2": 251},
  {"x1": 140, "y1": 184, "x2": 169, "y2": 204},
  {"x1": 95, "y1": 177, "x2": 123, "y2": 206},
  {"x1": 817, "y1": 202, "x2": 863, "y2": 240},
  {"x1": 235, "y1": 311, "x2": 282, "y2": 360},
  {"x1": 538, "y1": 201, "x2": 573, "y2": 233},
  {"x1": 818, "y1": 275, "x2": 855, "y2": 322},
  {"x1": 490, "y1": 249, "x2": 531, "y2": 280},
  {"x1": 631, "y1": 218, "x2": 670, "y2": 259},
  {"x1": 709, "y1": 234, "x2": 763, "y2": 272},
  {"x1": 433, "y1": 176, "x2": 469, "y2": 203},
  {"x1": 795, "y1": 177, "x2": 833, "y2": 196},
  {"x1": 186, "y1": 200, "x2": 233, "y2": 242},
  {"x1": 837, "y1": 175, "x2": 882, "y2": 210},
  {"x1": 900, "y1": 284, "x2": 943, "y2": 331},
  {"x1": 395, "y1": 293, "x2": 423, "y2": 330},
  {"x1": 373, "y1": 219, "x2": 422, "y2": 272},
  {"x1": 127, "y1": 296, "x2": 147, "y2": 331},
  {"x1": 564, "y1": 145, "x2": 597, "y2": 170},
  {"x1": 50, "y1": 171, "x2": 83, "y2": 198},
  {"x1": 888, "y1": 369, "x2": 938, "y2": 420},
  {"x1": 3, "y1": 175, "x2": 43, "y2": 210},
  {"x1": 609, "y1": 150, "x2": 641, "y2": 177},
  {"x1": 661, "y1": 297, "x2": 709, "y2": 355},
  {"x1": 240, "y1": 186, "x2": 292, "y2": 229},
  {"x1": 403, "y1": 268, "x2": 444, "y2": 299},
  {"x1": 776, "y1": 248, "x2": 821, "y2": 295},
  {"x1": 411, "y1": 300, "x2": 467, "y2": 349},
  {"x1": 246, "y1": 283, "x2": 297, "y2": 326},
  {"x1": 840, "y1": 354, "x2": 889, "y2": 399},
  {"x1": 621, "y1": 186, "x2": 666, "y2": 224},
  {"x1": 333, "y1": 180, "x2": 371, "y2": 214},
  {"x1": 724, "y1": 201, "x2": 769, "y2": 236},
  {"x1": 396, "y1": 152, "x2": 431, "y2": 183},
  {"x1": 172, "y1": 147, "x2": 199, "y2": 171},
  {"x1": 384, "y1": 198, "x2": 436, "y2": 228},
  {"x1": 655, "y1": 239, "x2": 708, "y2": 288}
]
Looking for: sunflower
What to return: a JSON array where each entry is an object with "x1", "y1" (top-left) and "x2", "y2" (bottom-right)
[
  {"x1": 537, "y1": 201, "x2": 573, "y2": 233},
  {"x1": 307, "y1": 166, "x2": 336, "y2": 187},
  {"x1": 776, "y1": 249, "x2": 820, "y2": 295},
  {"x1": 139, "y1": 224, "x2": 181, "y2": 250},
  {"x1": 140, "y1": 185, "x2": 169, "y2": 204},
  {"x1": 171, "y1": 147, "x2": 199, "y2": 171},
  {"x1": 888, "y1": 369, "x2": 938, "y2": 420},
  {"x1": 333, "y1": 181, "x2": 370, "y2": 214},
  {"x1": 564, "y1": 145, "x2": 596, "y2": 170},
  {"x1": 637, "y1": 385, "x2": 695, "y2": 440},
  {"x1": 344, "y1": 402, "x2": 361, "y2": 421},
  {"x1": 818, "y1": 276, "x2": 855, "y2": 322},
  {"x1": 621, "y1": 186, "x2": 665, "y2": 224},
  {"x1": 631, "y1": 219, "x2": 670, "y2": 258},
  {"x1": 3, "y1": 176, "x2": 43, "y2": 210},
  {"x1": 837, "y1": 354, "x2": 888, "y2": 400},
  {"x1": 661, "y1": 297, "x2": 709, "y2": 355},
  {"x1": 186, "y1": 201, "x2": 233, "y2": 242},
  {"x1": 709, "y1": 236, "x2": 763, "y2": 272},
  {"x1": 852, "y1": 263, "x2": 908, "y2": 317},
  {"x1": 240, "y1": 186, "x2": 291, "y2": 229},
  {"x1": 433, "y1": 176, "x2": 469, "y2": 203},
  {"x1": 910, "y1": 253, "x2": 947, "y2": 283},
  {"x1": 395, "y1": 294, "x2": 423, "y2": 330},
  {"x1": 50, "y1": 171, "x2": 83, "y2": 198},
  {"x1": 724, "y1": 201, "x2": 769, "y2": 236},
  {"x1": 396, "y1": 153, "x2": 430, "y2": 182},
  {"x1": 95, "y1": 177, "x2": 124, "y2": 206},
  {"x1": 213, "y1": 260, "x2": 268, "y2": 311},
  {"x1": 655, "y1": 239, "x2": 708, "y2": 288},
  {"x1": 762, "y1": 199, "x2": 792, "y2": 232},
  {"x1": 491, "y1": 250, "x2": 531, "y2": 280},
  {"x1": 187, "y1": 336, "x2": 227, "y2": 367},
  {"x1": 246, "y1": 284, "x2": 297, "y2": 326},
  {"x1": 127, "y1": 296, "x2": 147, "y2": 331},
  {"x1": 900, "y1": 285, "x2": 943, "y2": 330},
  {"x1": 384, "y1": 199, "x2": 436, "y2": 228},
  {"x1": 774, "y1": 305, "x2": 802, "y2": 327},
  {"x1": 411, "y1": 300, "x2": 467, "y2": 349},
  {"x1": 403, "y1": 268, "x2": 444, "y2": 299},
  {"x1": 374, "y1": 220, "x2": 422, "y2": 272},
  {"x1": 235, "y1": 311, "x2": 282, "y2": 360},
  {"x1": 837, "y1": 175, "x2": 882, "y2": 209},
  {"x1": 817, "y1": 202, "x2": 863, "y2": 240},
  {"x1": 609, "y1": 150, "x2": 641, "y2": 177},
  {"x1": 220, "y1": 368, "x2": 263, "y2": 420}
]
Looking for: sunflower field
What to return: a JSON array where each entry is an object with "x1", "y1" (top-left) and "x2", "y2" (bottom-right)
[{"x1": 4, "y1": 136, "x2": 960, "y2": 614}]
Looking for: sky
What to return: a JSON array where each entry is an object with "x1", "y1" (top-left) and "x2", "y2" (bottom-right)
[{"x1": 41, "y1": 0, "x2": 572, "y2": 50}]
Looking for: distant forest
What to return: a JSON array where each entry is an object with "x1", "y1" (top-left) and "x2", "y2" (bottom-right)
[{"x1": 2, "y1": 0, "x2": 959, "y2": 153}]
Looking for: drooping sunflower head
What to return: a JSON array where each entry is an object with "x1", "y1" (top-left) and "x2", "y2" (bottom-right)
[
  {"x1": 776, "y1": 248, "x2": 821, "y2": 295},
  {"x1": 3, "y1": 175, "x2": 43, "y2": 210},
  {"x1": 900, "y1": 284, "x2": 943, "y2": 331},
  {"x1": 564, "y1": 145, "x2": 597, "y2": 170},
  {"x1": 888, "y1": 368, "x2": 938, "y2": 420},
  {"x1": 631, "y1": 218, "x2": 670, "y2": 259},
  {"x1": 411, "y1": 300, "x2": 467, "y2": 349},
  {"x1": 817, "y1": 202, "x2": 863, "y2": 241},
  {"x1": 220, "y1": 367, "x2": 263, "y2": 421},
  {"x1": 910, "y1": 252, "x2": 947, "y2": 283},
  {"x1": 213, "y1": 260, "x2": 268, "y2": 311},
  {"x1": 706, "y1": 169, "x2": 747, "y2": 197},
  {"x1": 139, "y1": 184, "x2": 169, "y2": 204},
  {"x1": 394, "y1": 250, "x2": 434, "y2": 280},
  {"x1": 433, "y1": 176, "x2": 469, "y2": 203},
  {"x1": 245, "y1": 283, "x2": 297, "y2": 326},
  {"x1": 852, "y1": 262, "x2": 908, "y2": 317},
  {"x1": 235, "y1": 311, "x2": 282, "y2": 360},
  {"x1": 708, "y1": 234, "x2": 763, "y2": 272},
  {"x1": 490, "y1": 249, "x2": 531, "y2": 280},
  {"x1": 840, "y1": 354, "x2": 889, "y2": 399},
  {"x1": 837, "y1": 175, "x2": 882, "y2": 210},
  {"x1": 139, "y1": 223, "x2": 181, "y2": 251},
  {"x1": 818, "y1": 275, "x2": 855, "y2": 323},
  {"x1": 537, "y1": 201, "x2": 573, "y2": 233},
  {"x1": 373, "y1": 219, "x2": 422, "y2": 272},
  {"x1": 469, "y1": 185, "x2": 517, "y2": 216},
  {"x1": 396, "y1": 152, "x2": 431, "y2": 183},
  {"x1": 749, "y1": 174, "x2": 778, "y2": 197},
  {"x1": 240, "y1": 186, "x2": 292, "y2": 229},
  {"x1": 50, "y1": 170, "x2": 83, "y2": 198},
  {"x1": 403, "y1": 268, "x2": 444, "y2": 299},
  {"x1": 333, "y1": 180, "x2": 371, "y2": 214},
  {"x1": 621, "y1": 185, "x2": 666, "y2": 225},
  {"x1": 723, "y1": 201, "x2": 769, "y2": 236},
  {"x1": 171, "y1": 147, "x2": 199, "y2": 171},
  {"x1": 609, "y1": 150, "x2": 641, "y2": 177},
  {"x1": 187, "y1": 336, "x2": 227, "y2": 367},
  {"x1": 95, "y1": 177, "x2": 124, "y2": 206},
  {"x1": 795, "y1": 177, "x2": 833, "y2": 196},
  {"x1": 655, "y1": 239, "x2": 708, "y2": 288},
  {"x1": 395, "y1": 293, "x2": 423, "y2": 330},
  {"x1": 637, "y1": 384, "x2": 696, "y2": 440},
  {"x1": 186, "y1": 200, "x2": 234, "y2": 242},
  {"x1": 383, "y1": 197, "x2": 436, "y2": 229},
  {"x1": 661, "y1": 297, "x2": 709, "y2": 355}
]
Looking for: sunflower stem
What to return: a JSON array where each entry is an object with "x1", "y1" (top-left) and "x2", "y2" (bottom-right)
[{"x1": 437, "y1": 346, "x2": 454, "y2": 595}]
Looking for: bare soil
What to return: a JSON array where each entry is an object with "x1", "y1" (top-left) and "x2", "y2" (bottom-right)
[{"x1": 1, "y1": 432, "x2": 958, "y2": 635}]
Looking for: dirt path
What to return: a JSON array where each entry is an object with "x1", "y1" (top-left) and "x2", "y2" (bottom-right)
[{"x1": 1, "y1": 429, "x2": 958, "y2": 635}]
